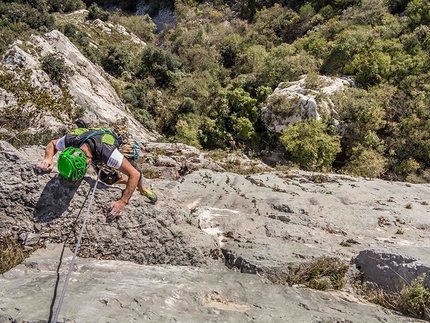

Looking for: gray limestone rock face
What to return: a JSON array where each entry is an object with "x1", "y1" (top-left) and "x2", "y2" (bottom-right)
[
  {"x1": 0, "y1": 142, "x2": 217, "y2": 267},
  {"x1": 0, "y1": 243, "x2": 425, "y2": 323}
]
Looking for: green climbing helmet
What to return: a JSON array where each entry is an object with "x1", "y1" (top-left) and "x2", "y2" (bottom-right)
[{"x1": 57, "y1": 147, "x2": 88, "y2": 181}]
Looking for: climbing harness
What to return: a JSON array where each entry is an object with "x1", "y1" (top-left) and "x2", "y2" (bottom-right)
[{"x1": 52, "y1": 169, "x2": 101, "y2": 323}]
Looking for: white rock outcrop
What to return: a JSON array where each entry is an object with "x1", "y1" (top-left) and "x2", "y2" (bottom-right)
[{"x1": 262, "y1": 75, "x2": 352, "y2": 135}]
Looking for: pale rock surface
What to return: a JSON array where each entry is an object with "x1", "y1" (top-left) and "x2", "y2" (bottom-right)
[{"x1": 0, "y1": 242, "x2": 425, "y2": 323}]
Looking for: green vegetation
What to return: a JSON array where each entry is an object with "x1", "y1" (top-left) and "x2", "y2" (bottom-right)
[
  {"x1": 40, "y1": 53, "x2": 74, "y2": 84},
  {"x1": 367, "y1": 274, "x2": 430, "y2": 320},
  {"x1": 2, "y1": 0, "x2": 430, "y2": 180},
  {"x1": 280, "y1": 119, "x2": 341, "y2": 172}
]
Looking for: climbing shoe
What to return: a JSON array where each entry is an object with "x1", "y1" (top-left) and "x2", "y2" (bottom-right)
[{"x1": 142, "y1": 189, "x2": 157, "y2": 203}]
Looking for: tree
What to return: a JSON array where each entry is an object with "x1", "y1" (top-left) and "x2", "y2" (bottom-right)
[{"x1": 343, "y1": 144, "x2": 387, "y2": 178}]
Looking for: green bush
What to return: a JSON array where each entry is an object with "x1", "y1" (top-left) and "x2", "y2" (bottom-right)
[
  {"x1": 110, "y1": 12, "x2": 157, "y2": 42},
  {"x1": 0, "y1": 2, "x2": 54, "y2": 30},
  {"x1": 87, "y1": 3, "x2": 109, "y2": 21},
  {"x1": 135, "y1": 46, "x2": 185, "y2": 88},
  {"x1": 40, "y1": 53, "x2": 73, "y2": 84},
  {"x1": 331, "y1": 87, "x2": 386, "y2": 156},
  {"x1": 399, "y1": 275, "x2": 430, "y2": 318},
  {"x1": 49, "y1": 0, "x2": 85, "y2": 13},
  {"x1": 233, "y1": 116, "x2": 255, "y2": 142},
  {"x1": 343, "y1": 145, "x2": 387, "y2": 178},
  {"x1": 133, "y1": 108, "x2": 156, "y2": 131},
  {"x1": 174, "y1": 114, "x2": 202, "y2": 148},
  {"x1": 61, "y1": 24, "x2": 102, "y2": 64},
  {"x1": 280, "y1": 119, "x2": 341, "y2": 172},
  {"x1": 101, "y1": 44, "x2": 131, "y2": 77},
  {"x1": 262, "y1": 44, "x2": 318, "y2": 88},
  {"x1": 0, "y1": 69, "x2": 77, "y2": 137},
  {"x1": 0, "y1": 22, "x2": 20, "y2": 54}
]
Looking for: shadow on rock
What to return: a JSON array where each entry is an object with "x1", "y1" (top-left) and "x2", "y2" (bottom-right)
[{"x1": 34, "y1": 175, "x2": 82, "y2": 222}]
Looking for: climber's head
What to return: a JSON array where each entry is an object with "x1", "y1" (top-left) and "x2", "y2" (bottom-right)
[{"x1": 57, "y1": 147, "x2": 88, "y2": 181}]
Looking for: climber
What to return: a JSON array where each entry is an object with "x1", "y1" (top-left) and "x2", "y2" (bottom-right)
[{"x1": 35, "y1": 125, "x2": 157, "y2": 220}]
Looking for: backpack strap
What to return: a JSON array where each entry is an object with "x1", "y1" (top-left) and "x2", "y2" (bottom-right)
[{"x1": 76, "y1": 129, "x2": 118, "y2": 148}]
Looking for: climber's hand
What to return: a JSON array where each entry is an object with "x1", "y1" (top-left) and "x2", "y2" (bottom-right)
[{"x1": 107, "y1": 200, "x2": 126, "y2": 221}]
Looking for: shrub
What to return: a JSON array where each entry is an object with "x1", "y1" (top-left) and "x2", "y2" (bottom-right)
[
  {"x1": 0, "y1": 68, "x2": 77, "y2": 138},
  {"x1": 133, "y1": 108, "x2": 156, "y2": 131},
  {"x1": 280, "y1": 119, "x2": 341, "y2": 172},
  {"x1": 87, "y1": 3, "x2": 109, "y2": 21},
  {"x1": 233, "y1": 116, "x2": 255, "y2": 141},
  {"x1": 398, "y1": 275, "x2": 430, "y2": 318},
  {"x1": 262, "y1": 44, "x2": 318, "y2": 88},
  {"x1": 345, "y1": 48, "x2": 391, "y2": 88},
  {"x1": 135, "y1": 46, "x2": 185, "y2": 88},
  {"x1": 101, "y1": 44, "x2": 131, "y2": 77},
  {"x1": 40, "y1": 53, "x2": 73, "y2": 84},
  {"x1": 49, "y1": 0, "x2": 85, "y2": 13},
  {"x1": 0, "y1": 23, "x2": 20, "y2": 54},
  {"x1": 227, "y1": 86, "x2": 258, "y2": 122},
  {"x1": 343, "y1": 145, "x2": 387, "y2": 178},
  {"x1": 110, "y1": 12, "x2": 157, "y2": 42},
  {"x1": 0, "y1": 235, "x2": 35, "y2": 274},
  {"x1": 397, "y1": 158, "x2": 420, "y2": 176},
  {"x1": 367, "y1": 275, "x2": 430, "y2": 319},
  {"x1": 174, "y1": 115, "x2": 202, "y2": 149}
]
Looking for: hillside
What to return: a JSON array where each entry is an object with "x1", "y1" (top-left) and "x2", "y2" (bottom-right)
[{"x1": 1, "y1": 1, "x2": 430, "y2": 180}]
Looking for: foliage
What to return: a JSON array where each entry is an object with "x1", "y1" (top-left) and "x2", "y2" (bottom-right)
[
  {"x1": 0, "y1": 0, "x2": 54, "y2": 53},
  {"x1": 174, "y1": 114, "x2": 202, "y2": 148},
  {"x1": 48, "y1": 0, "x2": 85, "y2": 13},
  {"x1": 121, "y1": 82, "x2": 156, "y2": 131},
  {"x1": 366, "y1": 275, "x2": 430, "y2": 320},
  {"x1": 331, "y1": 87, "x2": 386, "y2": 157},
  {"x1": 101, "y1": 44, "x2": 131, "y2": 77},
  {"x1": 40, "y1": 53, "x2": 74, "y2": 84},
  {"x1": 0, "y1": 68, "x2": 78, "y2": 139},
  {"x1": 280, "y1": 120, "x2": 341, "y2": 172},
  {"x1": 110, "y1": 12, "x2": 157, "y2": 42},
  {"x1": 5, "y1": 0, "x2": 430, "y2": 181},
  {"x1": 60, "y1": 23, "x2": 102, "y2": 64},
  {"x1": 135, "y1": 46, "x2": 184, "y2": 88},
  {"x1": 87, "y1": 3, "x2": 109, "y2": 21},
  {"x1": 399, "y1": 275, "x2": 430, "y2": 318},
  {"x1": 342, "y1": 144, "x2": 387, "y2": 178}
]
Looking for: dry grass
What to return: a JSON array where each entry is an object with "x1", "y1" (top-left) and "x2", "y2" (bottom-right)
[
  {"x1": 0, "y1": 235, "x2": 33, "y2": 274},
  {"x1": 266, "y1": 257, "x2": 349, "y2": 291},
  {"x1": 365, "y1": 275, "x2": 430, "y2": 320}
]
